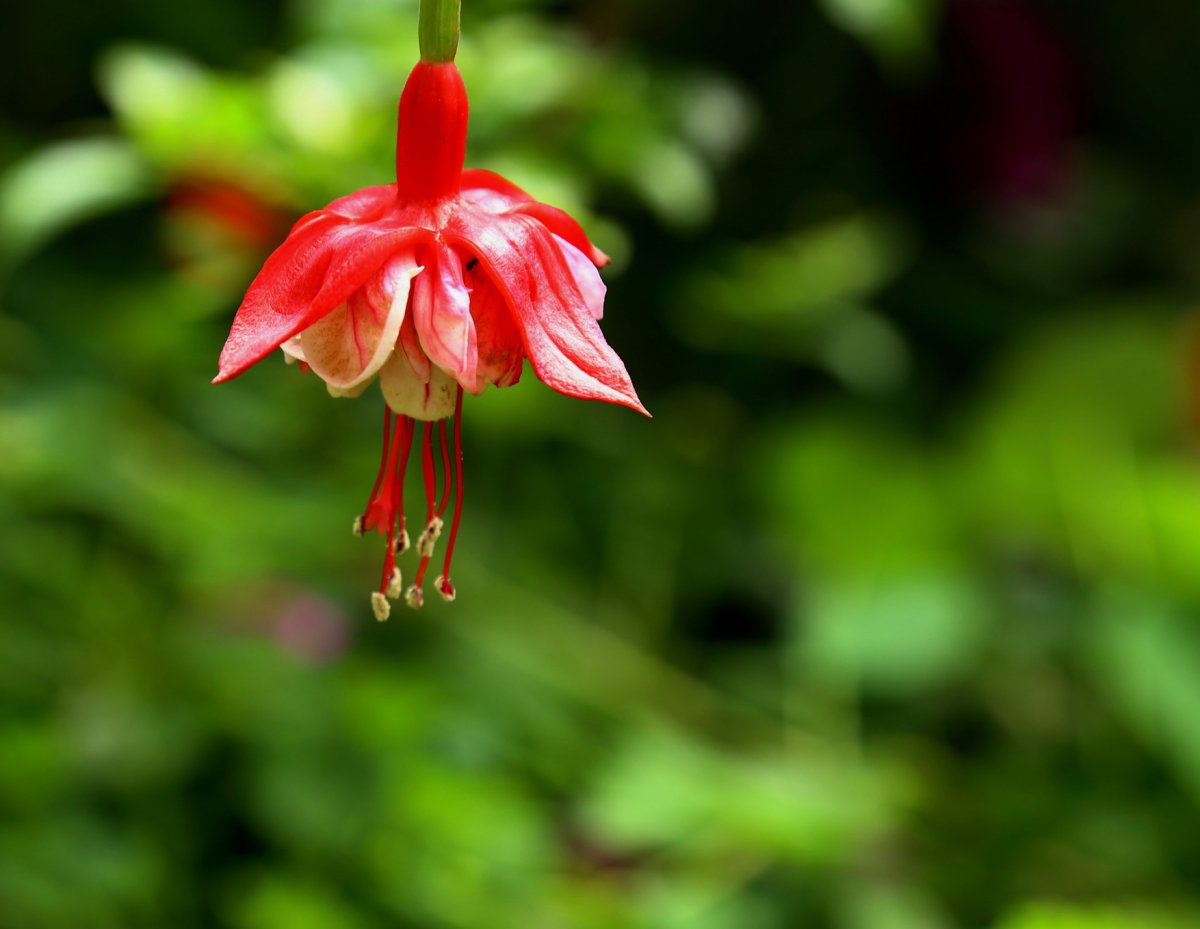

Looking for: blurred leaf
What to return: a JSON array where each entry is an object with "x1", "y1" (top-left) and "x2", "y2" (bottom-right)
[
  {"x1": 963, "y1": 310, "x2": 1199, "y2": 592},
  {"x1": 992, "y1": 900, "x2": 1193, "y2": 929},
  {"x1": 631, "y1": 139, "x2": 715, "y2": 229},
  {"x1": 98, "y1": 45, "x2": 273, "y2": 167},
  {"x1": 836, "y1": 883, "x2": 953, "y2": 929},
  {"x1": 1089, "y1": 588, "x2": 1200, "y2": 803},
  {"x1": 0, "y1": 138, "x2": 150, "y2": 264},
  {"x1": 679, "y1": 213, "x2": 913, "y2": 354},
  {"x1": 580, "y1": 726, "x2": 904, "y2": 865},
  {"x1": 226, "y1": 873, "x2": 368, "y2": 929},
  {"x1": 5, "y1": 0, "x2": 1200, "y2": 925},
  {"x1": 802, "y1": 572, "x2": 987, "y2": 694},
  {"x1": 820, "y1": 0, "x2": 940, "y2": 72},
  {"x1": 761, "y1": 416, "x2": 955, "y2": 575}
]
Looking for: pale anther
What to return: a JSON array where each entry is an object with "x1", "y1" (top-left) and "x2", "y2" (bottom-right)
[
  {"x1": 417, "y1": 517, "x2": 444, "y2": 558},
  {"x1": 387, "y1": 566, "x2": 403, "y2": 599},
  {"x1": 371, "y1": 591, "x2": 391, "y2": 622}
]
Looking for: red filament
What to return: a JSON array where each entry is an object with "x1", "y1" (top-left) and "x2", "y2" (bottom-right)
[
  {"x1": 361, "y1": 406, "x2": 395, "y2": 528},
  {"x1": 438, "y1": 387, "x2": 465, "y2": 600},
  {"x1": 413, "y1": 421, "x2": 438, "y2": 590},
  {"x1": 393, "y1": 416, "x2": 414, "y2": 549},
  {"x1": 360, "y1": 395, "x2": 465, "y2": 608},
  {"x1": 421, "y1": 421, "x2": 436, "y2": 523},
  {"x1": 437, "y1": 419, "x2": 452, "y2": 518}
]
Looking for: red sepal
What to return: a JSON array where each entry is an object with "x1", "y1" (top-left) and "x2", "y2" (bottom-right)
[
  {"x1": 447, "y1": 211, "x2": 647, "y2": 416},
  {"x1": 214, "y1": 211, "x2": 425, "y2": 383}
]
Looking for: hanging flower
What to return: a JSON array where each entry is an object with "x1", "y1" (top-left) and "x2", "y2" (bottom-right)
[{"x1": 214, "y1": 58, "x2": 647, "y2": 620}]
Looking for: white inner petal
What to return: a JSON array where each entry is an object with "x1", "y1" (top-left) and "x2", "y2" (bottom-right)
[
  {"x1": 379, "y1": 348, "x2": 458, "y2": 421},
  {"x1": 280, "y1": 334, "x2": 306, "y2": 363},
  {"x1": 298, "y1": 252, "x2": 423, "y2": 392}
]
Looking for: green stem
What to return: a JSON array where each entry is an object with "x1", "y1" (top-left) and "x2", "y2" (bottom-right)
[{"x1": 419, "y1": 0, "x2": 460, "y2": 63}]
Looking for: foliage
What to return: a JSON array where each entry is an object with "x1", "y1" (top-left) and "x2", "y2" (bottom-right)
[{"x1": 3, "y1": 0, "x2": 1200, "y2": 926}]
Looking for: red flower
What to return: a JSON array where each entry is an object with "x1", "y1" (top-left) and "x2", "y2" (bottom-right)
[{"x1": 214, "y1": 61, "x2": 646, "y2": 619}]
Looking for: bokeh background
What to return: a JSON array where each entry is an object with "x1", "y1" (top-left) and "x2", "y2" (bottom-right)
[{"x1": 4, "y1": 0, "x2": 1200, "y2": 925}]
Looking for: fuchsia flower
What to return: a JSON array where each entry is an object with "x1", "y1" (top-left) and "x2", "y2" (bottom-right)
[{"x1": 214, "y1": 60, "x2": 646, "y2": 619}]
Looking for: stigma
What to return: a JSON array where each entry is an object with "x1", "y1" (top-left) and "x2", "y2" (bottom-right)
[{"x1": 357, "y1": 386, "x2": 464, "y2": 615}]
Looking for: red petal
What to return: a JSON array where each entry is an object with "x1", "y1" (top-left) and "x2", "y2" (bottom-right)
[
  {"x1": 460, "y1": 170, "x2": 608, "y2": 266},
  {"x1": 510, "y1": 201, "x2": 609, "y2": 267},
  {"x1": 446, "y1": 209, "x2": 647, "y2": 415},
  {"x1": 553, "y1": 234, "x2": 605, "y2": 320},
  {"x1": 325, "y1": 184, "x2": 398, "y2": 220},
  {"x1": 460, "y1": 169, "x2": 532, "y2": 207},
  {"x1": 284, "y1": 185, "x2": 397, "y2": 238},
  {"x1": 214, "y1": 209, "x2": 426, "y2": 383}
]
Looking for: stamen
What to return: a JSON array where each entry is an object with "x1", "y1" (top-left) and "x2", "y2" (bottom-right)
[
  {"x1": 360, "y1": 413, "x2": 407, "y2": 536},
  {"x1": 360, "y1": 406, "x2": 394, "y2": 526},
  {"x1": 380, "y1": 530, "x2": 398, "y2": 599},
  {"x1": 409, "y1": 421, "x2": 441, "y2": 606},
  {"x1": 435, "y1": 575, "x2": 456, "y2": 602},
  {"x1": 392, "y1": 416, "x2": 414, "y2": 553},
  {"x1": 437, "y1": 387, "x2": 465, "y2": 602},
  {"x1": 421, "y1": 420, "x2": 436, "y2": 524},
  {"x1": 417, "y1": 518, "x2": 444, "y2": 558},
  {"x1": 358, "y1": 409, "x2": 418, "y2": 619},
  {"x1": 437, "y1": 419, "x2": 452, "y2": 518},
  {"x1": 359, "y1": 394, "x2": 467, "y2": 616},
  {"x1": 379, "y1": 424, "x2": 405, "y2": 595}
]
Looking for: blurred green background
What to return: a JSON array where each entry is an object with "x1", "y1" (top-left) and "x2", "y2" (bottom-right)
[{"x1": 4, "y1": 0, "x2": 1200, "y2": 925}]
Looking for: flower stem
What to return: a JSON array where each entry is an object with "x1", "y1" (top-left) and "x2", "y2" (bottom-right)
[{"x1": 419, "y1": 0, "x2": 460, "y2": 63}]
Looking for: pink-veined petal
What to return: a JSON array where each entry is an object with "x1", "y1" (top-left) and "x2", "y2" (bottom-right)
[
  {"x1": 446, "y1": 210, "x2": 647, "y2": 415},
  {"x1": 460, "y1": 169, "x2": 531, "y2": 212},
  {"x1": 397, "y1": 312, "x2": 430, "y2": 382},
  {"x1": 511, "y1": 201, "x2": 610, "y2": 267},
  {"x1": 553, "y1": 234, "x2": 605, "y2": 320},
  {"x1": 297, "y1": 251, "x2": 422, "y2": 396},
  {"x1": 460, "y1": 170, "x2": 609, "y2": 266},
  {"x1": 214, "y1": 206, "x2": 426, "y2": 383},
  {"x1": 378, "y1": 340, "x2": 459, "y2": 420},
  {"x1": 411, "y1": 242, "x2": 477, "y2": 391}
]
